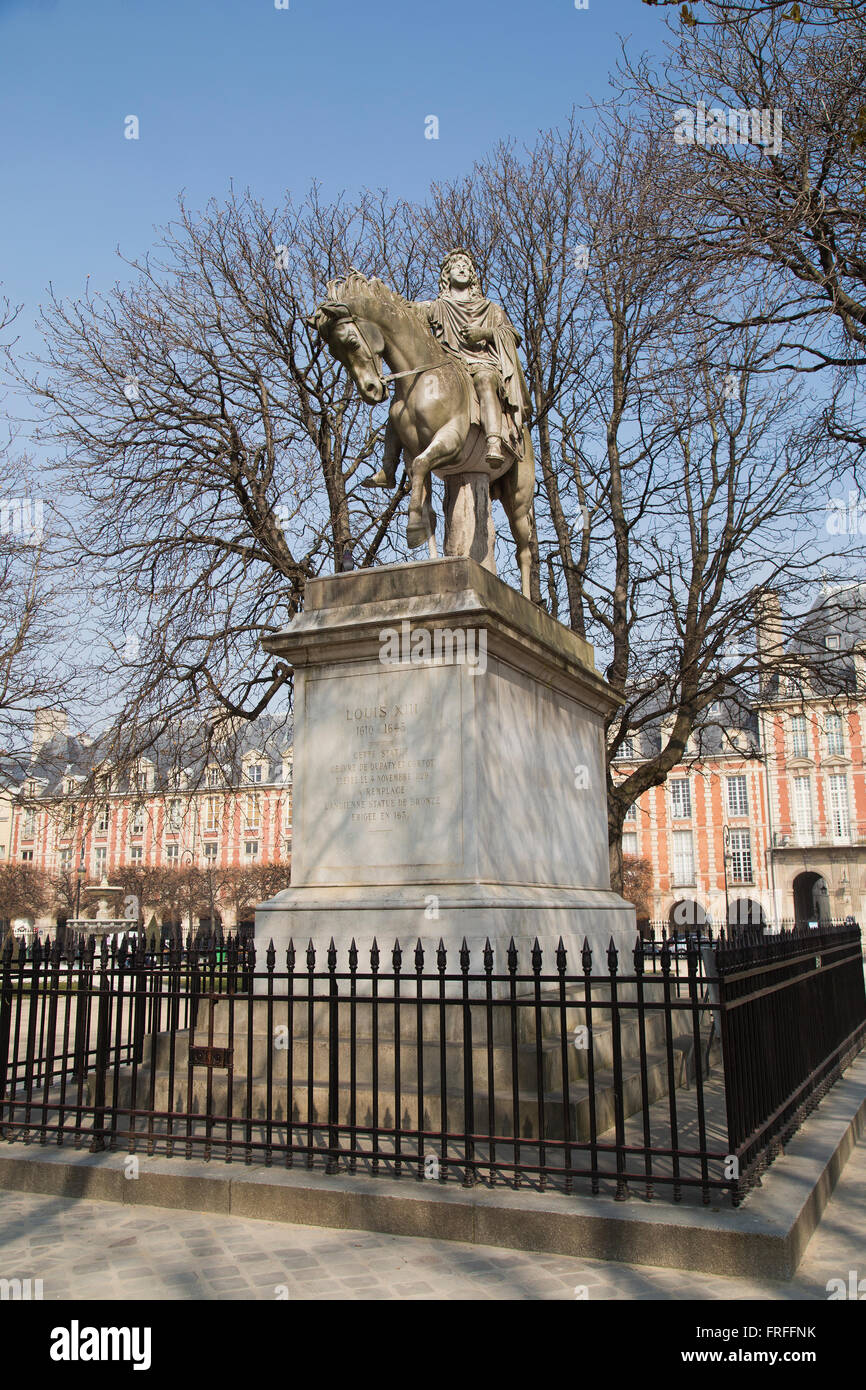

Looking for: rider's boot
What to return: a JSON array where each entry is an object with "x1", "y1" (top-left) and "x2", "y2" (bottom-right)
[
  {"x1": 476, "y1": 375, "x2": 506, "y2": 466},
  {"x1": 485, "y1": 434, "x2": 505, "y2": 465}
]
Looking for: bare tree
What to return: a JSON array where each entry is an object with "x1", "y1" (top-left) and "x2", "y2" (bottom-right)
[
  {"x1": 0, "y1": 863, "x2": 52, "y2": 934},
  {"x1": 0, "y1": 296, "x2": 80, "y2": 767},
  {"x1": 425, "y1": 121, "x2": 856, "y2": 889},
  {"x1": 624, "y1": 0, "x2": 866, "y2": 444},
  {"x1": 18, "y1": 189, "x2": 421, "y2": 786}
]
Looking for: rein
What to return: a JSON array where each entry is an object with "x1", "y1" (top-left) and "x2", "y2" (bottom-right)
[
  {"x1": 345, "y1": 306, "x2": 452, "y2": 389},
  {"x1": 381, "y1": 362, "x2": 449, "y2": 384}
]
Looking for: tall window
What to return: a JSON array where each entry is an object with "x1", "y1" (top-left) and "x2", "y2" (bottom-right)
[
  {"x1": 22, "y1": 809, "x2": 36, "y2": 838},
  {"x1": 94, "y1": 846, "x2": 107, "y2": 875},
  {"x1": 204, "y1": 797, "x2": 219, "y2": 833},
  {"x1": 826, "y1": 713, "x2": 845, "y2": 756},
  {"x1": 203, "y1": 842, "x2": 218, "y2": 862},
  {"x1": 726, "y1": 775, "x2": 748, "y2": 818},
  {"x1": 96, "y1": 804, "x2": 110, "y2": 833},
  {"x1": 790, "y1": 714, "x2": 809, "y2": 758},
  {"x1": 671, "y1": 830, "x2": 694, "y2": 885},
  {"x1": 60, "y1": 846, "x2": 73, "y2": 871},
  {"x1": 623, "y1": 801, "x2": 637, "y2": 823},
  {"x1": 244, "y1": 839, "x2": 259, "y2": 860},
  {"x1": 166, "y1": 799, "x2": 183, "y2": 832},
  {"x1": 130, "y1": 846, "x2": 143, "y2": 864},
  {"x1": 244, "y1": 794, "x2": 261, "y2": 831},
  {"x1": 792, "y1": 776, "x2": 814, "y2": 840},
  {"x1": 670, "y1": 780, "x2": 692, "y2": 820},
  {"x1": 622, "y1": 831, "x2": 638, "y2": 857},
  {"x1": 130, "y1": 808, "x2": 144, "y2": 835},
  {"x1": 165, "y1": 843, "x2": 179, "y2": 865},
  {"x1": 729, "y1": 829, "x2": 753, "y2": 883},
  {"x1": 828, "y1": 774, "x2": 851, "y2": 839}
]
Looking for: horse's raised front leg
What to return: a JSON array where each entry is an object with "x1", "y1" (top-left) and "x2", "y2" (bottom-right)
[{"x1": 407, "y1": 423, "x2": 462, "y2": 548}]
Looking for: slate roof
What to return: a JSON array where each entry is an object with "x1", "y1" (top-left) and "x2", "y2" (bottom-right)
[{"x1": 0, "y1": 714, "x2": 294, "y2": 800}]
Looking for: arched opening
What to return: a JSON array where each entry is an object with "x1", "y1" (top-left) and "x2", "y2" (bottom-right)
[
  {"x1": 793, "y1": 872, "x2": 831, "y2": 927},
  {"x1": 669, "y1": 899, "x2": 708, "y2": 933},
  {"x1": 728, "y1": 897, "x2": 766, "y2": 928}
]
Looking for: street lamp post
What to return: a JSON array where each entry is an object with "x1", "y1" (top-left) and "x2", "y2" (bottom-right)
[
  {"x1": 722, "y1": 824, "x2": 732, "y2": 933},
  {"x1": 179, "y1": 849, "x2": 195, "y2": 942},
  {"x1": 73, "y1": 846, "x2": 86, "y2": 923}
]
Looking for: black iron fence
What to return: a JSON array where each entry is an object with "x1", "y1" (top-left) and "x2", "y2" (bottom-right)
[{"x1": 0, "y1": 924, "x2": 863, "y2": 1207}]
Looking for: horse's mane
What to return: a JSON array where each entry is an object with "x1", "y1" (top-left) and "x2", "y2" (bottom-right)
[{"x1": 327, "y1": 269, "x2": 429, "y2": 328}]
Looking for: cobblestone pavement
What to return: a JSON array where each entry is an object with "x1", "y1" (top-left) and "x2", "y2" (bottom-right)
[{"x1": 1, "y1": 1133, "x2": 864, "y2": 1301}]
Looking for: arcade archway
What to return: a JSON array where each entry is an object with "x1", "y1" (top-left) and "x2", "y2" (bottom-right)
[
  {"x1": 728, "y1": 897, "x2": 766, "y2": 928},
  {"x1": 668, "y1": 899, "x2": 708, "y2": 932},
  {"x1": 793, "y1": 872, "x2": 830, "y2": 927}
]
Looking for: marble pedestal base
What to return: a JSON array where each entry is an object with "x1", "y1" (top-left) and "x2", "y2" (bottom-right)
[{"x1": 255, "y1": 557, "x2": 636, "y2": 984}]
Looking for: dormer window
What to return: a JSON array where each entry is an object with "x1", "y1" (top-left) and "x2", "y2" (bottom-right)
[
  {"x1": 245, "y1": 763, "x2": 263, "y2": 784},
  {"x1": 132, "y1": 762, "x2": 154, "y2": 793},
  {"x1": 825, "y1": 633, "x2": 840, "y2": 651},
  {"x1": 206, "y1": 766, "x2": 222, "y2": 789}
]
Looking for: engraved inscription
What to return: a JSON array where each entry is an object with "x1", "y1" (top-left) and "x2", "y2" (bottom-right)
[{"x1": 303, "y1": 667, "x2": 461, "y2": 872}]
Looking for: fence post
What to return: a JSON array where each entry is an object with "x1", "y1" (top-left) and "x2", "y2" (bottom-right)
[
  {"x1": 607, "y1": 938, "x2": 628, "y2": 1202},
  {"x1": 326, "y1": 938, "x2": 339, "y2": 1175},
  {"x1": 0, "y1": 936, "x2": 14, "y2": 1134},
  {"x1": 89, "y1": 942, "x2": 112, "y2": 1153}
]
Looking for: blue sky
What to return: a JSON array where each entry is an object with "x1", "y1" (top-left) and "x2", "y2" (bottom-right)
[{"x1": 0, "y1": 0, "x2": 665, "y2": 349}]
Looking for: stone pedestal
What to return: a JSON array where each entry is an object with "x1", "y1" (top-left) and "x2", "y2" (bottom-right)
[
  {"x1": 444, "y1": 472, "x2": 496, "y2": 575},
  {"x1": 255, "y1": 557, "x2": 636, "y2": 977}
]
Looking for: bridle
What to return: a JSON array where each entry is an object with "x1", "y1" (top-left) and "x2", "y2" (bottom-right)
[{"x1": 326, "y1": 303, "x2": 451, "y2": 389}]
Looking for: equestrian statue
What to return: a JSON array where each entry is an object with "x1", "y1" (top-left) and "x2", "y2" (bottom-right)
[{"x1": 308, "y1": 250, "x2": 535, "y2": 599}]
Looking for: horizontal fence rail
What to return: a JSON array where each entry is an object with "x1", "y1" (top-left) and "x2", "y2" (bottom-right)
[{"x1": 0, "y1": 923, "x2": 863, "y2": 1207}]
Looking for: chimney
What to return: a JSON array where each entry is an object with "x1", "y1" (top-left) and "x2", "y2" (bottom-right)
[
  {"x1": 31, "y1": 709, "x2": 68, "y2": 759},
  {"x1": 756, "y1": 591, "x2": 783, "y2": 667}
]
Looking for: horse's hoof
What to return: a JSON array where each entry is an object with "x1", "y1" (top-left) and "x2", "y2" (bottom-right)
[
  {"x1": 366, "y1": 469, "x2": 391, "y2": 489},
  {"x1": 406, "y1": 521, "x2": 429, "y2": 549}
]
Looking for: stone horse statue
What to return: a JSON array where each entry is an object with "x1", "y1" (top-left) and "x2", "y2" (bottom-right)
[{"x1": 307, "y1": 270, "x2": 535, "y2": 598}]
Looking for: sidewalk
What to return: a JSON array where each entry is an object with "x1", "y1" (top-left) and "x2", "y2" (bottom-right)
[{"x1": 1, "y1": 1128, "x2": 863, "y2": 1301}]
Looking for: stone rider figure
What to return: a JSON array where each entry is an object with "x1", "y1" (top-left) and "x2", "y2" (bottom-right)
[
  {"x1": 368, "y1": 248, "x2": 531, "y2": 488},
  {"x1": 422, "y1": 249, "x2": 529, "y2": 467}
]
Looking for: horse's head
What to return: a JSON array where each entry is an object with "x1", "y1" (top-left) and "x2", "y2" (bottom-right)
[{"x1": 307, "y1": 300, "x2": 387, "y2": 405}]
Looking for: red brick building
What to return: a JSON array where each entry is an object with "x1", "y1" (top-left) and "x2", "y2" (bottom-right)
[
  {"x1": 613, "y1": 584, "x2": 866, "y2": 932},
  {"x1": 1, "y1": 714, "x2": 293, "y2": 937}
]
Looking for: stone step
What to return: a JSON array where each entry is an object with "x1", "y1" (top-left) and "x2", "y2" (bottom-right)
[
  {"x1": 142, "y1": 1008, "x2": 682, "y2": 1088},
  {"x1": 93, "y1": 1040, "x2": 703, "y2": 1144},
  {"x1": 177, "y1": 988, "x2": 678, "y2": 1048}
]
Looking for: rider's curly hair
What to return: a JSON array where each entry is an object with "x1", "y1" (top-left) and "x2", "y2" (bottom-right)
[{"x1": 438, "y1": 249, "x2": 482, "y2": 297}]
